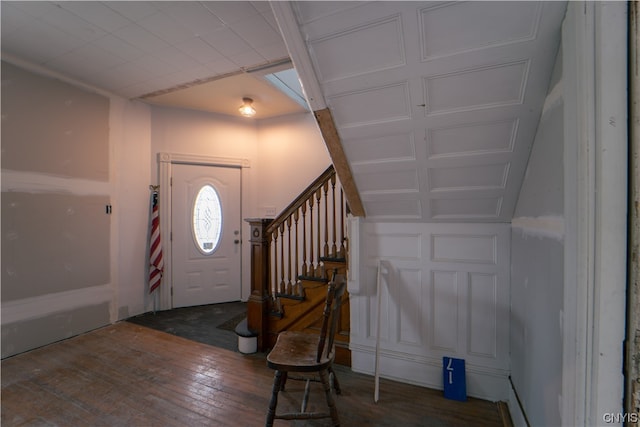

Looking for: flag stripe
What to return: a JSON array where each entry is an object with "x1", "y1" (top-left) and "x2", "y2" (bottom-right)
[{"x1": 149, "y1": 192, "x2": 163, "y2": 294}]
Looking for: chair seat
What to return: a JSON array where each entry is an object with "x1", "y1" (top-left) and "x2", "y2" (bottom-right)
[{"x1": 267, "y1": 331, "x2": 334, "y2": 372}]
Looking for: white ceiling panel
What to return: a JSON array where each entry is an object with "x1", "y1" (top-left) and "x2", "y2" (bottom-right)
[
  {"x1": 1, "y1": 1, "x2": 304, "y2": 119},
  {"x1": 344, "y1": 132, "x2": 416, "y2": 165},
  {"x1": 419, "y1": 2, "x2": 541, "y2": 60},
  {"x1": 428, "y1": 163, "x2": 510, "y2": 192},
  {"x1": 309, "y1": 15, "x2": 405, "y2": 82},
  {"x1": 430, "y1": 197, "x2": 503, "y2": 220},
  {"x1": 424, "y1": 61, "x2": 529, "y2": 115},
  {"x1": 286, "y1": 1, "x2": 567, "y2": 222},
  {"x1": 427, "y1": 119, "x2": 518, "y2": 159},
  {"x1": 329, "y1": 82, "x2": 411, "y2": 127}
]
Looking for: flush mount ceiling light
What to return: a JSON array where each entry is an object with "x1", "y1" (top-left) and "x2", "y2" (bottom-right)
[{"x1": 238, "y1": 97, "x2": 256, "y2": 117}]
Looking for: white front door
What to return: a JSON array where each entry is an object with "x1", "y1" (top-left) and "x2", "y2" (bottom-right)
[{"x1": 171, "y1": 163, "x2": 241, "y2": 308}]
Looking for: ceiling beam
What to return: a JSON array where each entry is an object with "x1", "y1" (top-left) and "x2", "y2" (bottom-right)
[{"x1": 314, "y1": 108, "x2": 366, "y2": 217}]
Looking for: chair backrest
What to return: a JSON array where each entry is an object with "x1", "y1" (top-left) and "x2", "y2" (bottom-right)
[{"x1": 316, "y1": 269, "x2": 347, "y2": 362}]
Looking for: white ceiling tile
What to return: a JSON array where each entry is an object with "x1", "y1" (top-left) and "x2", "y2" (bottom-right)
[
  {"x1": 39, "y1": 5, "x2": 106, "y2": 42},
  {"x1": 132, "y1": 55, "x2": 180, "y2": 77},
  {"x1": 419, "y1": 2, "x2": 540, "y2": 60},
  {"x1": 330, "y1": 82, "x2": 411, "y2": 128},
  {"x1": 428, "y1": 119, "x2": 518, "y2": 159},
  {"x1": 344, "y1": 132, "x2": 416, "y2": 165},
  {"x1": 229, "y1": 50, "x2": 266, "y2": 68},
  {"x1": 7, "y1": 21, "x2": 86, "y2": 63},
  {"x1": 92, "y1": 34, "x2": 144, "y2": 62},
  {"x1": 48, "y1": 44, "x2": 124, "y2": 75},
  {"x1": 200, "y1": 28, "x2": 252, "y2": 57},
  {"x1": 104, "y1": 2, "x2": 159, "y2": 22},
  {"x1": 430, "y1": 197, "x2": 503, "y2": 219},
  {"x1": 175, "y1": 37, "x2": 225, "y2": 64},
  {"x1": 251, "y1": 1, "x2": 272, "y2": 15},
  {"x1": 254, "y1": 42, "x2": 290, "y2": 61},
  {"x1": 201, "y1": 1, "x2": 260, "y2": 24},
  {"x1": 429, "y1": 163, "x2": 510, "y2": 192},
  {"x1": 162, "y1": 3, "x2": 225, "y2": 36},
  {"x1": 136, "y1": 12, "x2": 194, "y2": 45},
  {"x1": 60, "y1": 2, "x2": 132, "y2": 33},
  {"x1": 154, "y1": 47, "x2": 202, "y2": 70},
  {"x1": 355, "y1": 169, "x2": 419, "y2": 194},
  {"x1": 114, "y1": 23, "x2": 173, "y2": 53},
  {"x1": 1, "y1": 3, "x2": 32, "y2": 37},
  {"x1": 231, "y1": 15, "x2": 283, "y2": 49},
  {"x1": 8, "y1": 1, "x2": 60, "y2": 18},
  {"x1": 203, "y1": 57, "x2": 239, "y2": 76},
  {"x1": 363, "y1": 199, "x2": 422, "y2": 220},
  {"x1": 425, "y1": 61, "x2": 528, "y2": 115},
  {"x1": 310, "y1": 15, "x2": 405, "y2": 82}
]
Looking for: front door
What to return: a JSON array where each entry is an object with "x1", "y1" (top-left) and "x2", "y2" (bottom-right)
[{"x1": 171, "y1": 163, "x2": 241, "y2": 308}]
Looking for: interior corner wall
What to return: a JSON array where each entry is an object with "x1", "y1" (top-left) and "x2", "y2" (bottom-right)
[
  {"x1": 1, "y1": 61, "x2": 113, "y2": 358},
  {"x1": 509, "y1": 45, "x2": 564, "y2": 427},
  {"x1": 256, "y1": 112, "x2": 331, "y2": 217},
  {"x1": 113, "y1": 98, "x2": 152, "y2": 321}
]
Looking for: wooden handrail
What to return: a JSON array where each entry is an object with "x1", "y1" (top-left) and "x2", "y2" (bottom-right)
[
  {"x1": 248, "y1": 165, "x2": 349, "y2": 350},
  {"x1": 266, "y1": 165, "x2": 336, "y2": 236}
]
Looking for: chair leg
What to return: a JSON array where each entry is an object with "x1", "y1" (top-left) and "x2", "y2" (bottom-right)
[
  {"x1": 329, "y1": 366, "x2": 342, "y2": 395},
  {"x1": 320, "y1": 369, "x2": 340, "y2": 426},
  {"x1": 266, "y1": 370, "x2": 283, "y2": 427},
  {"x1": 280, "y1": 371, "x2": 288, "y2": 391}
]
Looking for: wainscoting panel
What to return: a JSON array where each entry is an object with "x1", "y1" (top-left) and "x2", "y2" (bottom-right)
[{"x1": 348, "y1": 220, "x2": 510, "y2": 400}]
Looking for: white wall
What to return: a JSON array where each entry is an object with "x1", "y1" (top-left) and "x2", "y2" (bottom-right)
[
  {"x1": 509, "y1": 46, "x2": 564, "y2": 427},
  {"x1": 113, "y1": 99, "x2": 152, "y2": 320},
  {"x1": 256, "y1": 112, "x2": 331, "y2": 217},
  {"x1": 348, "y1": 220, "x2": 511, "y2": 401},
  {"x1": 148, "y1": 107, "x2": 330, "y2": 304}
]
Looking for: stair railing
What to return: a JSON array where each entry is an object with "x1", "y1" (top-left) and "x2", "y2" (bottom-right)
[
  {"x1": 245, "y1": 165, "x2": 348, "y2": 350},
  {"x1": 266, "y1": 166, "x2": 347, "y2": 300}
]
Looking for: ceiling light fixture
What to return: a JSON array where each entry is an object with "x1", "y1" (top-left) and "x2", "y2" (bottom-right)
[{"x1": 238, "y1": 97, "x2": 256, "y2": 117}]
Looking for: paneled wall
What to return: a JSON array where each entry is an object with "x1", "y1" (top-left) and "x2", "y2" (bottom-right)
[{"x1": 348, "y1": 220, "x2": 510, "y2": 401}]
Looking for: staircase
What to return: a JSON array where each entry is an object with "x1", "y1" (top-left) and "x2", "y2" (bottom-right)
[{"x1": 245, "y1": 165, "x2": 351, "y2": 366}]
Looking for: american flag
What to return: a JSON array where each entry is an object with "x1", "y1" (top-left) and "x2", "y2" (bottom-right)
[{"x1": 149, "y1": 191, "x2": 164, "y2": 294}]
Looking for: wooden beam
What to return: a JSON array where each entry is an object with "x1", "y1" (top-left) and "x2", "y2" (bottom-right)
[{"x1": 314, "y1": 108, "x2": 366, "y2": 217}]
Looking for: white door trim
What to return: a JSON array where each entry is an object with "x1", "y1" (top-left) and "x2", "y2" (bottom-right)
[
  {"x1": 157, "y1": 152, "x2": 251, "y2": 310},
  {"x1": 562, "y1": 2, "x2": 627, "y2": 425}
]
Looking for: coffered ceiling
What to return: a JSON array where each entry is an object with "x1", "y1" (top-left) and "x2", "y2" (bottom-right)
[
  {"x1": 1, "y1": 1, "x2": 567, "y2": 223},
  {"x1": 278, "y1": 1, "x2": 567, "y2": 222}
]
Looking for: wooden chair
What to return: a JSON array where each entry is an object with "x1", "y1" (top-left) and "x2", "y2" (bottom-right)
[{"x1": 265, "y1": 270, "x2": 347, "y2": 427}]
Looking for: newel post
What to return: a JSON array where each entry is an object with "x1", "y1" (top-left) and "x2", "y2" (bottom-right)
[{"x1": 245, "y1": 218, "x2": 272, "y2": 351}]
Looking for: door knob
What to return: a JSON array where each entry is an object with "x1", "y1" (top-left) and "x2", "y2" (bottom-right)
[{"x1": 234, "y1": 239, "x2": 240, "y2": 244}]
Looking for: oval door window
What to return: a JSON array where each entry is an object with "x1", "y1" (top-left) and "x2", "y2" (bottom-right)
[{"x1": 192, "y1": 184, "x2": 223, "y2": 254}]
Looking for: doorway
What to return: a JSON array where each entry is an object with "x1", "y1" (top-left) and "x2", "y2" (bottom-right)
[{"x1": 171, "y1": 163, "x2": 242, "y2": 307}]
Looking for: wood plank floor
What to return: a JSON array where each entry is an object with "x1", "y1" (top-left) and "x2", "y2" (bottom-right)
[{"x1": 2, "y1": 322, "x2": 510, "y2": 426}]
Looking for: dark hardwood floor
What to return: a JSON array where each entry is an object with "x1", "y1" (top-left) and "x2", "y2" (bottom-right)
[{"x1": 1, "y1": 322, "x2": 511, "y2": 426}]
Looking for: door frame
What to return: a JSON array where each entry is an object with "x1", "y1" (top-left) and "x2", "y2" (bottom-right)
[{"x1": 157, "y1": 152, "x2": 251, "y2": 310}]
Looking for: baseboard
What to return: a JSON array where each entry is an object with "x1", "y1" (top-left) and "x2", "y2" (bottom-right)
[{"x1": 349, "y1": 344, "x2": 510, "y2": 402}]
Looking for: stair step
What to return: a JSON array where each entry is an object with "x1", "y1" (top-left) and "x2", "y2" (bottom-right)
[
  {"x1": 319, "y1": 256, "x2": 346, "y2": 263},
  {"x1": 297, "y1": 275, "x2": 327, "y2": 282},
  {"x1": 275, "y1": 293, "x2": 305, "y2": 301}
]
